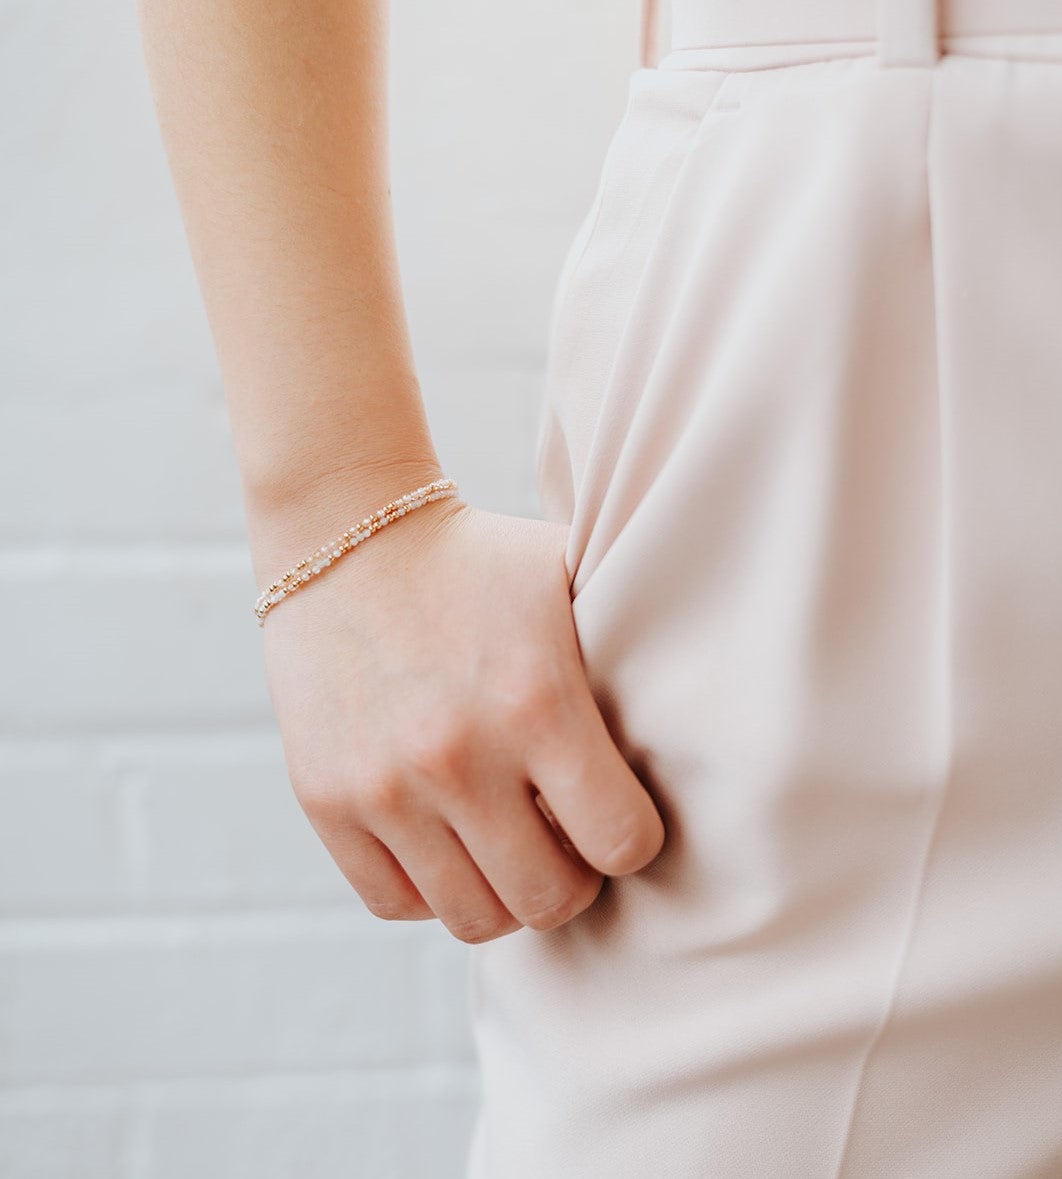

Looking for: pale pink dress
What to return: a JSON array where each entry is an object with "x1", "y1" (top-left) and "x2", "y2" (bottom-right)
[{"x1": 467, "y1": 1, "x2": 1062, "y2": 1174}]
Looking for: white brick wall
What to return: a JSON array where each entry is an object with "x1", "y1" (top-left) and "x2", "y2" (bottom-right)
[{"x1": 0, "y1": 1, "x2": 639, "y2": 1174}]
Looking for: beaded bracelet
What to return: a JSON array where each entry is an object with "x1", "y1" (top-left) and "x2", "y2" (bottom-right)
[{"x1": 253, "y1": 477, "x2": 460, "y2": 625}]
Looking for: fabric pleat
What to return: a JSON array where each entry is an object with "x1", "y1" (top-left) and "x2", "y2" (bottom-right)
[{"x1": 466, "y1": 4, "x2": 1062, "y2": 1175}]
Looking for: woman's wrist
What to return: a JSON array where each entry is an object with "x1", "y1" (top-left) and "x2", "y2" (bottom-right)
[{"x1": 243, "y1": 450, "x2": 455, "y2": 589}]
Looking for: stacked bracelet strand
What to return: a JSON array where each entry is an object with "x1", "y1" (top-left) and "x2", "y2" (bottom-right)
[{"x1": 253, "y1": 477, "x2": 460, "y2": 626}]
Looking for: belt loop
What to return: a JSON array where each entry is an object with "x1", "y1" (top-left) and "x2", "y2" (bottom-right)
[{"x1": 877, "y1": 0, "x2": 940, "y2": 67}]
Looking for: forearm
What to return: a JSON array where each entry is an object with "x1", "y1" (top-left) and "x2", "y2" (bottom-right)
[{"x1": 138, "y1": 0, "x2": 443, "y2": 579}]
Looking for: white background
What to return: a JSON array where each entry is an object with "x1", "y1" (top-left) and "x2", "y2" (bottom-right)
[{"x1": 0, "y1": 1, "x2": 639, "y2": 1175}]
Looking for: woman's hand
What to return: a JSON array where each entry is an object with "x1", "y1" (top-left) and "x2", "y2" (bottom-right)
[
  {"x1": 138, "y1": 0, "x2": 663, "y2": 942},
  {"x1": 262, "y1": 499, "x2": 665, "y2": 943}
]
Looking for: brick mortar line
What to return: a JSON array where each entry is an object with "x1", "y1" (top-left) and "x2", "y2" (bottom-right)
[
  {"x1": 0, "y1": 722, "x2": 281, "y2": 745},
  {"x1": 0, "y1": 901, "x2": 371, "y2": 925},
  {"x1": 0, "y1": 906, "x2": 444, "y2": 947},
  {"x1": 0, "y1": 544, "x2": 252, "y2": 576},
  {"x1": 0, "y1": 729, "x2": 283, "y2": 752},
  {"x1": 0, "y1": 1064, "x2": 481, "y2": 1102},
  {"x1": 0, "y1": 729, "x2": 281, "y2": 756}
]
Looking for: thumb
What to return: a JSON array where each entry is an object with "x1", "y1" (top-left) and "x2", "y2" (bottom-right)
[{"x1": 526, "y1": 676, "x2": 665, "y2": 877}]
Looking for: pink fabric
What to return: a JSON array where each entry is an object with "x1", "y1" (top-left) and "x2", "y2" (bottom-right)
[
  {"x1": 467, "y1": 2, "x2": 1062, "y2": 1174},
  {"x1": 669, "y1": 0, "x2": 1062, "y2": 53}
]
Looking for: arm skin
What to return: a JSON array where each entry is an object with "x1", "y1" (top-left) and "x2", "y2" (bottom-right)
[
  {"x1": 139, "y1": 0, "x2": 665, "y2": 942},
  {"x1": 138, "y1": 0, "x2": 439, "y2": 577}
]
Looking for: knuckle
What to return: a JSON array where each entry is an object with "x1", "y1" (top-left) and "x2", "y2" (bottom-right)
[
  {"x1": 448, "y1": 912, "x2": 518, "y2": 945},
  {"x1": 359, "y1": 771, "x2": 412, "y2": 820},
  {"x1": 291, "y1": 773, "x2": 345, "y2": 823},
  {"x1": 497, "y1": 665, "x2": 562, "y2": 732},
  {"x1": 573, "y1": 872, "x2": 606, "y2": 912},
  {"x1": 519, "y1": 872, "x2": 603, "y2": 930},
  {"x1": 519, "y1": 885, "x2": 576, "y2": 931},
  {"x1": 362, "y1": 895, "x2": 425, "y2": 921},
  {"x1": 403, "y1": 719, "x2": 471, "y2": 783}
]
